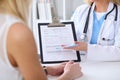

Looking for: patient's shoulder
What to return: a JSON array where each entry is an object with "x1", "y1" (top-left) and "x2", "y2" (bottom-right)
[{"x1": 8, "y1": 23, "x2": 32, "y2": 42}]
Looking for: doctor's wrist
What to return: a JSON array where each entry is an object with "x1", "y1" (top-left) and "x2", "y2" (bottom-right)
[{"x1": 82, "y1": 42, "x2": 88, "y2": 52}]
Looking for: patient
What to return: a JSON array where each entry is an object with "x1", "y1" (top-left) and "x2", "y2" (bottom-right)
[{"x1": 0, "y1": 0, "x2": 82, "y2": 80}]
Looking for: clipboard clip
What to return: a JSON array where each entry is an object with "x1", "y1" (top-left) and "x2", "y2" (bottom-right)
[{"x1": 48, "y1": 2, "x2": 65, "y2": 27}]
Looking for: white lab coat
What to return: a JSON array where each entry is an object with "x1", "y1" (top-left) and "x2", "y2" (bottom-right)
[{"x1": 71, "y1": 2, "x2": 120, "y2": 61}]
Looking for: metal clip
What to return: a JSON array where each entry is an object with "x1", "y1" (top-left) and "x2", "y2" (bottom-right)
[{"x1": 48, "y1": 2, "x2": 65, "y2": 27}]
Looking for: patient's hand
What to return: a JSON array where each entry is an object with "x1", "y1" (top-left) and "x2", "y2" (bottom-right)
[
  {"x1": 58, "y1": 61, "x2": 83, "y2": 80},
  {"x1": 45, "y1": 62, "x2": 67, "y2": 76}
]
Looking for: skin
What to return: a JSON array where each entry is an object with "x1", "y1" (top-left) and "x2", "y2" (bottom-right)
[
  {"x1": 0, "y1": 0, "x2": 82, "y2": 79},
  {"x1": 62, "y1": 41, "x2": 87, "y2": 52},
  {"x1": 7, "y1": 23, "x2": 47, "y2": 80},
  {"x1": 7, "y1": 23, "x2": 82, "y2": 80},
  {"x1": 90, "y1": 0, "x2": 110, "y2": 12},
  {"x1": 58, "y1": 61, "x2": 83, "y2": 80},
  {"x1": 46, "y1": 62, "x2": 67, "y2": 76},
  {"x1": 63, "y1": 0, "x2": 110, "y2": 52}
]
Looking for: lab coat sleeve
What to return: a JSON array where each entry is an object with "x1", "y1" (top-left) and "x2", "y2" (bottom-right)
[
  {"x1": 87, "y1": 5, "x2": 120, "y2": 61},
  {"x1": 87, "y1": 22, "x2": 120, "y2": 61},
  {"x1": 71, "y1": 4, "x2": 90, "y2": 41},
  {"x1": 114, "y1": 6, "x2": 120, "y2": 47},
  {"x1": 71, "y1": 6, "x2": 83, "y2": 41},
  {"x1": 87, "y1": 44, "x2": 120, "y2": 61}
]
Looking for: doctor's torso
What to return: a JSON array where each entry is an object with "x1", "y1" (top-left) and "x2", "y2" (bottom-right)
[{"x1": 72, "y1": 2, "x2": 120, "y2": 46}]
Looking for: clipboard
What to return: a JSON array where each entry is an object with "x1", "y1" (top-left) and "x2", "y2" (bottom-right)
[{"x1": 38, "y1": 21, "x2": 81, "y2": 64}]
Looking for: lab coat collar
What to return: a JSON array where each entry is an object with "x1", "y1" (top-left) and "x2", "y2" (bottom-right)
[
  {"x1": 107, "y1": 2, "x2": 114, "y2": 13},
  {"x1": 87, "y1": 2, "x2": 114, "y2": 43}
]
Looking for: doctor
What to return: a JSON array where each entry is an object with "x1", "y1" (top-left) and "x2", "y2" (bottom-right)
[{"x1": 64, "y1": 0, "x2": 120, "y2": 61}]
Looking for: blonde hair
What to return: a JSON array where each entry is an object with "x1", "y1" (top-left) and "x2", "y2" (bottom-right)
[
  {"x1": 0, "y1": 0, "x2": 31, "y2": 24},
  {"x1": 85, "y1": 0, "x2": 120, "y2": 5}
]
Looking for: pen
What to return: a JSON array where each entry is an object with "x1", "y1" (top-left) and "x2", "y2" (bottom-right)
[{"x1": 66, "y1": 44, "x2": 79, "y2": 48}]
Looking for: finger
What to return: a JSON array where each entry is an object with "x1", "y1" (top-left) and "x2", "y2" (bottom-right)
[
  {"x1": 71, "y1": 63, "x2": 81, "y2": 70},
  {"x1": 68, "y1": 60, "x2": 74, "y2": 64},
  {"x1": 60, "y1": 62, "x2": 68, "y2": 65},
  {"x1": 75, "y1": 41, "x2": 80, "y2": 44},
  {"x1": 63, "y1": 45, "x2": 78, "y2": 49},
  {"x1": 61, "y1": 45, "x2": 66, "y2": 47},
  {"x1": 61, "y1": 45, "x2": 71, "y2": 49},
  {"x1": 74, "y1": 63, "x2": 80, "y2": 67}
]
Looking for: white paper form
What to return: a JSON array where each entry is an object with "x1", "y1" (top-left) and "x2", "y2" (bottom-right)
[{"x1": 39, "y1": 22, "x2": 80, "y2": 63}]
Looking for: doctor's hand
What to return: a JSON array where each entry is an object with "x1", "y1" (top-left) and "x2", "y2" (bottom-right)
[{"x1": 62, "y1": 41, "x2": 87, "y2": 52}]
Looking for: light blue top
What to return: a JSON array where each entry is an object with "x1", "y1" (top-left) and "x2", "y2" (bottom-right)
[{"x1": 90, "y1": 11, "x2": 106, "y2": 44}]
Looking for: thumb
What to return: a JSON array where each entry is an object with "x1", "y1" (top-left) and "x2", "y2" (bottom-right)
[
  {"x1": 67, "y1": 60, "x2": 74, "y2": 64},
  {"x1": 75, "y1": 41, "x2": 80, "y2": 44}
]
